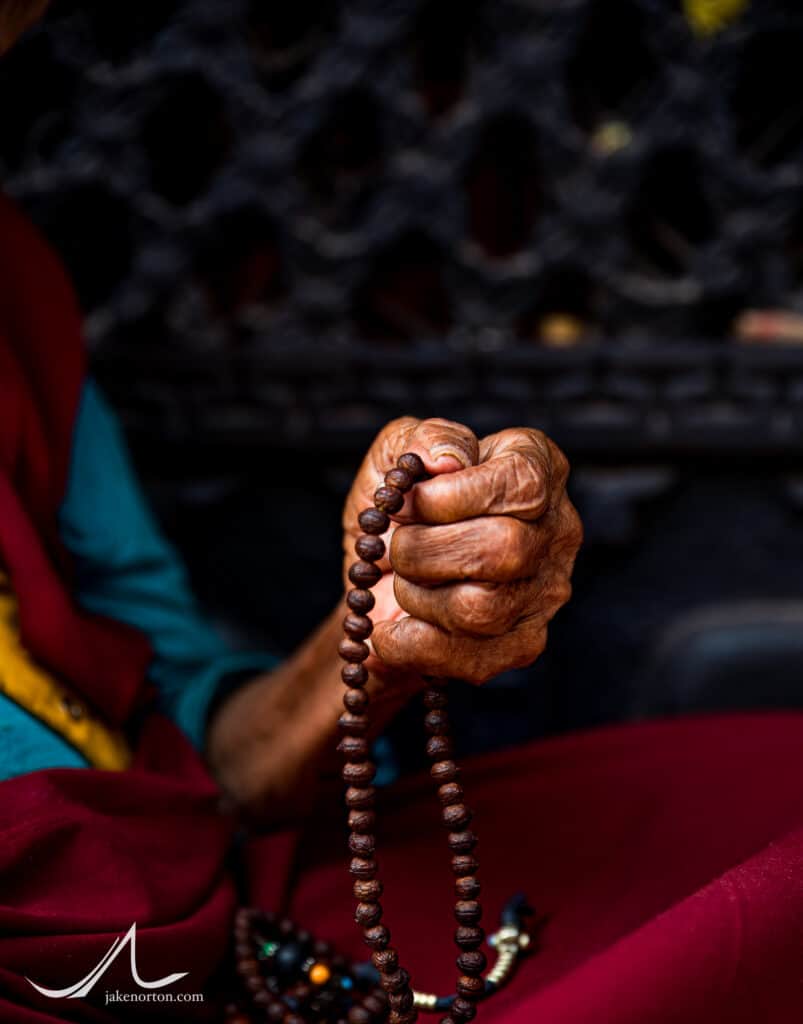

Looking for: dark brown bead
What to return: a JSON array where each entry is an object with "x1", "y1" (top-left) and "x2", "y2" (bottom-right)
[
  {"x1": 456, "y1": 950, "x2": 487, "y2": 975},
  {"x1": 372, "y1": 947, "x2": 398, "y2": 971},
  {"x1": 389, "y1": 1013, "x2": 417, "y2": 1024},
  {"x1": 431, "y1": 760, "x2": 460, "y2": 783},
  {"x1": 384, "y1": 467, "x2": 413, "y2": 492},
  {"x1": 456, "y1": 975, "x2": 485, "y2": 999},
  {"x1": 438, "y1": 782, "x2": 464, "y2": 806},
  {"x1": 337, "y1": 735, "x2": 369, "y2": 759},
  {"x1": 339, "y1": 637, "x2": 371, "y2": 662},
  {"x1": 451, "y1": 854, "x2": 479, "y2": 876},
  {"x1": 278, "y1": 917, "x2": 295, "y2": 935},
  {"x1": 454, "y1": 900, "x2": 482, "y2": 925},
  {"x1": 339, "y1": 713, "x2": 370, "y2": 735},
  {"x1": 345, "y1": 786, "x2": 376, "y2": 809},
  {"x1": 350, "y1": 856, "x2": 378, "y2": 880},
  {"x1": 313, "y1": 939, "x2": 332, "y2": 957},
  {"x1": 343, "y1": 687, "x2": 370, "y2": 713},
  {"x1": 454, "y1": 926, "x2": 484, "y2": 950},
  {"x1": 388, "y1": 988, "x2": 414, "y2": 1012},
  {"x1": 348, "y1": 832, "x2": 376, "y2": 856},
  {"x1": 363, "y1": 994, "x2": 386, "y2": 1015},
  {"x1": 397, "y1": 452, "x2": 426, "y2": 479},
  {"x1": 266, "y1": 1005, "x2": 285, "y2": 1021},
  {"x1": 455, "y1": 876, "x2": 481, "y2": 899},
  {"x1": 424, "y1": 710, "x2": 450, "y2": 735},
  {"x1": 423, "y1": 688, "x2": 449, "y2": 709},
  {"x1": 358, "y1": 508, "x2": 390, "y2": 535},
  {"x1": 426, "y1": 735, "x2": 453, "y2": 759},
  {"x1": 344, "y1": 613, "x2": 374, "y2": 639},
  {"x1": 349, "y1": 809, "x2": 376, "y2": 833},
  {"x1": 353, "y1": 878, "x2": 383, "y2": 901},
  {"x1": 348, "y1": 560, "x2": 383, "y2": 589},
  {"x1": 355, "y1": 901, "x2": 383, "y2": 927},
  {"x1": 252, "y1": 989, "x2": 271, "y2": 1006},
  {"x1": 245, "y1": 973, "x2": 264, "y2": 993},
  {"x1": 234, "y1": 941, "x2": 251, "y2": 959},
  {"x1": 380, "y1": 968, "x2": 410, "y2": 994},
  {"x1": 451, "y1": 997, "x2": 477, "y2": 1021},
  {"x1": 348, "y1": 588, "x2": 376, "y2": 614},
  {"x1": 355, "y1": 535, "x2": 386, "y2": 562},
  {"x1": 236, "y1": 957, "x2": 259, "y2": 976},
  {"x1": 448, "y1": 830, "x2": 478, "y2": 853},
  {"x1": 373, "y1": 485, "x2": 404, "y2": 514},
  {"x1": 363, "y1": 925, "x2": 391, "y2": 950},
  {"x1": 342, "y1": 662, "x2": 369, "y2": 687},
  {"x1": 442, "y1": 804, "x2": 472, "y2": 830},
  {"x1": 347, "y1": 1008, "x2": 372, "y2": 1024}
]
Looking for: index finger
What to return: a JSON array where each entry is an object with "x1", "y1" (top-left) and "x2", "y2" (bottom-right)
[{"x1": 409, "y1": 428, "x2": 562, "y2": 523}]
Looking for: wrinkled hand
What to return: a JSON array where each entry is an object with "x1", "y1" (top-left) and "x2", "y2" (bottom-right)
[{"x1": 343, "y1": 418, "x2": 582, "y2": 684}]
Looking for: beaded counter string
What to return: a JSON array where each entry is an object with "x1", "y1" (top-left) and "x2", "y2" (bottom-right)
[
  {"x1": 229, "y1": 452, "x2": 531, "y2": 1024},
  {"x1": 338, "y1": 453, "x2": 531, "y2": 1024}
]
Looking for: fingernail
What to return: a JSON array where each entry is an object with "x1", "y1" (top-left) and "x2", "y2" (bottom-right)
[{"x1": 430, "y1": 443, "x2": 471, "y2": 468}]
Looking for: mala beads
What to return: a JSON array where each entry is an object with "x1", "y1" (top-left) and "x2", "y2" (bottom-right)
[
  {"x1": 228, "y1": 451, "x2": 532, "y2": 1024},
  {"x1": 338, "y1": 453, "x2": 487, "y2": 1024}
]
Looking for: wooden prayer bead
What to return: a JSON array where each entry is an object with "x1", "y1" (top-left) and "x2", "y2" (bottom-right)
[
  {"x1": 236, "y1": 957, "x2": 259, "y2": 976},
  {"x1": 454, "y1": 926, "x2": 484, "y2": 950},
  {"x1": 358, "y1": 508, "x2": 390, "y2": 535},
  {"x1": 451, "y1": 855, "x2": 479, "y2": 876},
  {"x1": 384, "y1": 467, "x2": 413, "y2": 492},
  {"x1": 438, "y1": 782, "x2": 464, "y2": 805},
  {"x1": 372, "y1": 948, "x2": 399, "y2": 972},
  {"x1": 348, "y1": 833, "x2": 376, "y2": 856},
  {"x1": 344, "y1": 687, "x2": 370, "y2": 712},
  {"x1": 353, "y1": 879, "x2": 383, "y2": 901},
  {"x1": 342, "y1": 662, "x2": 369, "y2": 686},
  {"x1": 397, "y1": 452, "x2": 426, "y2": 479},
  {"x1": 455, "y1": 876, "x2": 481, "y2": 899},
  {"x1": 456, "y1": 951, "x2": 487, "y2": 975},
  {"x1": 345, "y1": 786, "x2": 376, "y2": 808},
  {"x1": 348, "y1": 588, "x2": 376, "y2": 613},
  {"x1": 355, "y1": 901, "x2": 383, "y2": 927},
  {"x1": 344, "y1": 612, "x2": 374, "y2": 639},
  {"x1": 456, "y1": 975, "x2": 484, "y2": 999},
  {"x1": 349, "y1": 809, "x2": 376, "y2": 832},
  {"x1": 337, "y1": 735, "x2": 369, "y2": 759},
  {"x1": 390, "y1": 1011, "x2": 418, "y2": 1024},
  {"x1": 423, "y1": 688, "x2": 449, "y2": 709},
  {"x1": 388, "y1": 988, "x2": 414, "y2": 1012},
  {"x1": 448, "y1": 830, "x2": 478, "y2": 852},
  {"x1": 373, "y1": 485, "x2": 405, "y2": 514},
  {"x1": 363, "y1": 925, "x2": 391, "y2": 950},
  {"x1": 350, "y1": 857, "x2": 378, "y2": 880},
  {"x1": 339, "y1": 638, "x2": 371, "y2": 662},
  {"x1": 364, "y1": 994, "x2": 387, "y2": 1015},
  {"x1": 454, "y1": 900, "x2": 482, "y2": 925},
  {"x1": 451, "y1": 997, "x2": 477, "y2": 1021},
  {"x1": 348, "y1": 1008, "x2": 372, "y2": 1024},
  {"x1": 431, "y1": 760, "x2": 460, "y2": 783},
  {"x1": 442, "y1": 804, "x2": 472, "y2": 830},
  {"x1": 348, "y1": 560, "x2": 383, "y2": 588},
  {"x1": 380, "y1": 968, "x2": 410, "y2": 994},
  {"x1": 426, "y1": 736, "x2": 454, "y2": 759},
  {"x1": 424, "y1": 710, "x2": 450, "y2": 734},
  {"x1": 355, "y1": 535, "x2": 386, "y2": 562},
  {"x1": 339, "y1": 712, "x2": 370, "y2": 735}
]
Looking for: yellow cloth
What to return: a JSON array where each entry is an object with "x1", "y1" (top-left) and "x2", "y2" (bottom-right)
[{"x1": 0, "y1": 570, "x2": 131, "y2": 771}]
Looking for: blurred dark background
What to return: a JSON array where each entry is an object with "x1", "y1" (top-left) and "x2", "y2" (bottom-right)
[{"x1": 4, "y1": 0, "x2": 803, "y2": 765}]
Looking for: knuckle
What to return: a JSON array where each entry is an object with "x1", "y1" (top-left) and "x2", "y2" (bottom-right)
[
  {"x1": 488, "y1": 517, "x2": 531, "y2": 578},
  {"x1": 450, "y1": 584, "x2": 507, "y2": 635}
]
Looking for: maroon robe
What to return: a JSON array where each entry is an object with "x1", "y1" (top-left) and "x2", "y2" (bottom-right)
[{"x1": 1, "y1": 195, "x2": 802, "y2": 1022}]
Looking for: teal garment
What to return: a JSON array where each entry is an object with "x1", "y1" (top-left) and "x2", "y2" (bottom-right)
[{"x1": 0, "y1": 380, "x2": 275, "y2": 780}]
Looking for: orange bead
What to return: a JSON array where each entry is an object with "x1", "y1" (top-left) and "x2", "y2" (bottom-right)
[{"x1": 309, "y1": 962, "x2": 331, "y2": 986}]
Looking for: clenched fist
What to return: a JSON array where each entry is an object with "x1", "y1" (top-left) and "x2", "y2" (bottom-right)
[{"x1": 343, "y1": 418, "x2": 582, "y2": 684}]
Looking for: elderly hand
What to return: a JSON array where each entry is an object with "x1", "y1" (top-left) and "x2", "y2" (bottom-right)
[{"x1": 343, "y1": 418, "x2": 582, "y2": 684}]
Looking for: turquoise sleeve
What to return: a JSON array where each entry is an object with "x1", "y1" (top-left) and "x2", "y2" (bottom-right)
[{"x1": 58, "y1": 380, "x2": 277, "y2": 750}]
